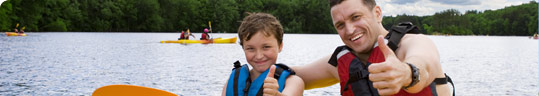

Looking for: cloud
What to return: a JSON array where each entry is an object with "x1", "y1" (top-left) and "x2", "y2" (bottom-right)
[
  {"x1": 430, "y1": 0, "x2": 481, "y2": 5},
  {"x1": 389, "y1": 0, "x2": 422, "y2": 4},
  {"x1": 376, "y1": 0, "x2": 531, "y2": 16}
]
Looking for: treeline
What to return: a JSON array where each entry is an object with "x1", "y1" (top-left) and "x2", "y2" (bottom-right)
[
  {"x1": 0, "y1": 0, "x2": 537, "y2": 35},
  {"x1": 0, "y1": 0, "x2": 335, "y2": 33},
  {"x1": 383, "y1": 1, "x2": 538, "y2": 36}
]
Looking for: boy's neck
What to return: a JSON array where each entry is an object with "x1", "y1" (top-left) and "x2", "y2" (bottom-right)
[{"x1": 249, "y1": 70, "x2": 263, "y2": 82}]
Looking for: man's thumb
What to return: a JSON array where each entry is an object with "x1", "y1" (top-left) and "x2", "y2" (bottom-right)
[
  {"x1": 266, "y1": 65, "x2": 276, "y2": 78},
  {"x1": 377, "y1": 35, "x2": 396, "y2": 58}
]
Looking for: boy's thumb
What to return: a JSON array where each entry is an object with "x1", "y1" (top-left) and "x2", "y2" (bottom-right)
[{"x1": 266, "y1": 65, "x2": 276, "y2": 78}]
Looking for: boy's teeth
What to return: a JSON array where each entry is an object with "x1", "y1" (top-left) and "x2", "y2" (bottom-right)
[{"x1": 351, "y1": 34, "x2": 363, "y2": 41}]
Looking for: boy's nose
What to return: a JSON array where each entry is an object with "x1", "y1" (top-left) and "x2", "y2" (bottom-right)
[{"x1": 254, "y1": 51, "x2": 264, "y2": 60}]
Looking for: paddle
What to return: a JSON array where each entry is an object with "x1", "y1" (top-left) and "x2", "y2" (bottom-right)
[
  {"x1": 92, "y1": 85, "x2": 177, "y2": 96},
  {"x1": 209, "y1": 21, "x2": 213, "y2": 39}
]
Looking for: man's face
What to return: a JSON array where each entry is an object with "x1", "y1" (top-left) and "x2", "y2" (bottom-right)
[{"x1": 331, "y1": 0, "x2": 383, "y2": 54}]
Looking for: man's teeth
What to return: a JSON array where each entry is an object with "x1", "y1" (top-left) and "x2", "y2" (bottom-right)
[{"x1": 351, "y1": 34, "x2": 363, "y2": 41}]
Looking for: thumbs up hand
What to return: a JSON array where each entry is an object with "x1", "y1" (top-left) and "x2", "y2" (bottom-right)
[
  {"x1": 263, "y1": 65, "x2": 282, "y2": 96},
  {"x1": 368, "y1": 35, "x2": 413, "y2": 95}
]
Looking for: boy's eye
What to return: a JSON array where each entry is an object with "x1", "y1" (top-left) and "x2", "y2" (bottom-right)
[
  {"x1": 245, "y1": 47, "x2": 254, "y2": 50},
  {"x1": 263, "y1": 46, "x2": 271, "y2": 49}
]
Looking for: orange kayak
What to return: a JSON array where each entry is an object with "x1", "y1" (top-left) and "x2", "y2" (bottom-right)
[{"x1": 5, "y1": 32, "x2": 27, "y2": 36}]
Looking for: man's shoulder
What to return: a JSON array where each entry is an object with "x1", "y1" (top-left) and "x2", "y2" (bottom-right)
[
  {"x1": 401, "y1": 34, "x2": 432, "y2": 44},
  {"x1": 397, "y1": 34, "x2": 436, "y2": 57}
]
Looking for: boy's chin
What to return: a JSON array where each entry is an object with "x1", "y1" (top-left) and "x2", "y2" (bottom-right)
[{"x1": 253, "y1": 66, "x2": 270, "y2": 73}]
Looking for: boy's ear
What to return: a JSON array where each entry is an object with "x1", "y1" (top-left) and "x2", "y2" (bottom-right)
[{"x1": 278, "y1": 43, "x2": 283, "y2": 53}]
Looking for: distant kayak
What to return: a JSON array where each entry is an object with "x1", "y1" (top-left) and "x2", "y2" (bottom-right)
[
  {"x1": 161, "y1": 37, "x2": 237, "y2": 44},
  {"x1": 5, "y1": 32, "x2": 26, "y2": 36}
]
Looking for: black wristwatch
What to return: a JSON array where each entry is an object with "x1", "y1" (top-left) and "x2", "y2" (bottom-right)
[{"x1": 403, "y1": 62, "x2": 420, "y2": 90}]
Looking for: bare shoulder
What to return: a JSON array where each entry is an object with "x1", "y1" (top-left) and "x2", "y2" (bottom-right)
[
  {"x1": 286, "y1": 75, "x2": 304, "y2": 84},
  {"x1": 282, "y1": 75, "x2": 304, "y2": 95},
  {"x1": 401, "y1": 34, "x2": 432, "y2": 44},
  {"x1": 397, "y1": 34, "x2": 438, "y2": 60}
]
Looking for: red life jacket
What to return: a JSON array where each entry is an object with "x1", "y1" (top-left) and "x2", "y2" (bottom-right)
[
  {"x1": 330, "y1": 46, "x2": 437, "y2": 96},
  {"x1": 201, "y1": 33, "x2": 209, "y2": 40},
  {"x1": 328, "y1": 22, "x2": 453, "y2": 96},
  {"x1": 180, "y1": 31, "x2": 186, "y2": 39}
]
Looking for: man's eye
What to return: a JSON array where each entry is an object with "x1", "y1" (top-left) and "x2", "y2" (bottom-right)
[
  {"x1": 352, "y1": 16, "x2": 360, "y2": 20},
  {"x1": 336, "y1": 24, "x2": 344, "y2": 29}
]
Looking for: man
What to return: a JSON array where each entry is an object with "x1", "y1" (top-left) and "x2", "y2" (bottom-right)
[{"x1": 263, "y1": 0, "x2": 453, "y2": 95}]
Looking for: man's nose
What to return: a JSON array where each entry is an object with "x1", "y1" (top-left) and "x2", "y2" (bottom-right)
[{"x1": 345, "y1": 23, "x2": 355, "y2": 34}]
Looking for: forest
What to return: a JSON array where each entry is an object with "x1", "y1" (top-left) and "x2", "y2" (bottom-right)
[
  {"x1": 0, "y1": 0, "x2": 537, "y2": 36},
  {"x1": 383, "y1": 1, "x2": 538, "y2": 36}
]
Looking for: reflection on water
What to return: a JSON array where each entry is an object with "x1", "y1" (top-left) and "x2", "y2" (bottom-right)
[{"x1": 0, "y1": 33, "x2": 537, "y2": 95}]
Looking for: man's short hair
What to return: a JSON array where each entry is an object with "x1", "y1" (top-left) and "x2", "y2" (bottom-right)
[
  {"x1": 238, "y1": 12, "x2": 284, "y2": 46},
  {"x1": 329, "y1": 0, "x2": 376, "y2": 9}
]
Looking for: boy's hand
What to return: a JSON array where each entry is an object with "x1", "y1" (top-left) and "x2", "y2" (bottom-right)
[{"x1": 263, "y1": 65, "x2": 282, "y2": 96}]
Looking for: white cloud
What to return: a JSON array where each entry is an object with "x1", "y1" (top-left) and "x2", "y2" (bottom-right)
[{"x1": 377, "y1": 0, "x2": 535, "y2": 16}]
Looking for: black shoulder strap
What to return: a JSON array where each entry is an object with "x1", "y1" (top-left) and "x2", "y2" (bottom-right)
[
  {"x1": 274, "y1": 64, "x2": 296, "y2": 79},
  {"x1": 385, "y1": 22, "x2": 421, "y2": 51},
  {"x1": 232, "y1": 61, "x2": 241, "y2": 96},
  {"x1": 232, "y1": 61, "x2": 252, "y2": 96},
  {"x1": 328, "y1": 46, "x2": 348, "y2": 67}
]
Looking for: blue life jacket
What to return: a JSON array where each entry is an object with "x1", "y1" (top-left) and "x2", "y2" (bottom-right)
[{"x1": 226, "y1": 61, "x2": 295, "y2": 96}]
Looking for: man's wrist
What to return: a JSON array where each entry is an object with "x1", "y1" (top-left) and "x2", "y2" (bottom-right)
[{"x1": 403, "y1": 62, "x2": 420, "y2": 90}]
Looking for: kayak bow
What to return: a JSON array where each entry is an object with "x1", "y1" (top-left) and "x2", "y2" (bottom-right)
[{"x1": 92, "y1": 85, "x2": 177, "y2": 96}]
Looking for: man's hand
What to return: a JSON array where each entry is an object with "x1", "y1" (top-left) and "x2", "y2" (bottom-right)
[
  {"x1": 368, "y1": 35, "x2": 412, "y2": 95},
  {"x1": 263, "y1": 65, "x2": 282, "y2": 96}
]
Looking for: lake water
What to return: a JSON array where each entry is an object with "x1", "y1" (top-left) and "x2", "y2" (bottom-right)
[{"x1": 0, "y1": 33, "x2": 537, "y2": 96}]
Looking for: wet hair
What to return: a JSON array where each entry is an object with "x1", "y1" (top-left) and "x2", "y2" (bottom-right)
[
  {"x1": 238, "y1": 12, "x2": 283, "y2": 46},
  {"x1": 329, "y1": 0, "x2": 376, "y2": 9}
]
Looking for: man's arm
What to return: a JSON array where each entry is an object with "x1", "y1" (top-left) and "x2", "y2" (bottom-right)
[
  {"x1": 397, "y1": 34, "x2": 443, "y2": 93},
  {"x1": 291, "y1": 55, "x2": 340, "y2": 90},
  {"x1": 281, "y1": 75, "x2": 304, "y2": 95}
]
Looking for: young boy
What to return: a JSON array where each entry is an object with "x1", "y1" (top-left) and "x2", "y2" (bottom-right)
[{"x1": 221, "y1": 12, "x2": 304, "y2": 96}]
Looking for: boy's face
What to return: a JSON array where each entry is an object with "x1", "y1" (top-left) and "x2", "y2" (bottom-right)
[{"x1": 242, "y1": 31, "x2": 283, "y2": 73}]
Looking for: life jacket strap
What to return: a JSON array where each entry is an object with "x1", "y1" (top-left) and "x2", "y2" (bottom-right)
[
  {"x1": 232, "y1": 61, "x2": 242, "y2": 96},
  {"x1": 434, "y1": 73, "x2": 455, "y2": 96},
  {"x1": 385, "y1": 22, "x2": 421, "y2": 51},
  {"x1": 342, "y1": 61, "x2": 371, "y2": 92}
]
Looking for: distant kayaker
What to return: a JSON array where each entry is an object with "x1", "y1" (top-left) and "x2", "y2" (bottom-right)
[
  {"x1": 200, "y1": 28, "x2": 210, "y2": 40},
  {"x1": 13, "y1": 28, "x2": 18, "y2": 33},
  {"x1": 20, "y1": 26, "x2": 25, "y2": 34},
  {"x1": 14, "y1": 23, "x2": 19, "y2": 33},
  {"x1": 179, "y1": 28, "x2": 195, "y2": 40},
  {"x1": 221, "y1": 12, "x2": 304, "y2": 96}
]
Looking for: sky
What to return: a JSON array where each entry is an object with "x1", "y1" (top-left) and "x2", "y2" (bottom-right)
[
  {"x1": 0, "y1": 0, "x2": 535, "y2": 16},
  {"x1": 377, "y1": 0, "x2": 537, "y2": 16}
]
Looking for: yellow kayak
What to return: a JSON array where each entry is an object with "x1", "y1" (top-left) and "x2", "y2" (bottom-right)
[
  {"x1": 160, "y1": 37, "x2": 237, "y2": 44},
  {"x1": 211, "y1": 37, "x2": 237, "y2": 44},
  {"x1": 5, "y1": 32, "x2": 26, "y2": 36}
]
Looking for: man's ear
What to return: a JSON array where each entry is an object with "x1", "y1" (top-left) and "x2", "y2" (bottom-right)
[{"x1": 374, "y1": 5, "x2": 383, "y2": 23}]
